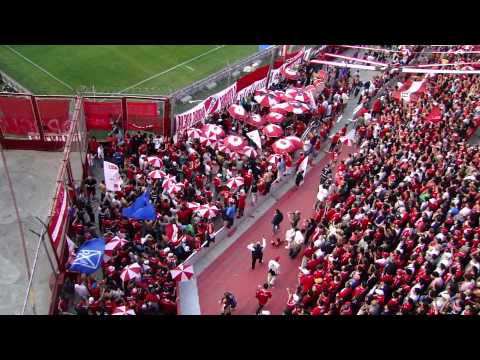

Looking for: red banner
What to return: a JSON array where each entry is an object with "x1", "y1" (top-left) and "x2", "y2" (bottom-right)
[
  {"x1": 126, "y1": 101, "x2": 160, "y2": 133},
  {"x1": 84, "y1": 100, "x2": 122, "y2": 131},
  {"x1": 0, "y1": 96, "x2": 39, "y2": 136},
  {"x1": 48, "y1": 183, "x2": 69, "y2": 250},
  {"x1": 37, "y1": 98, "x2": 71, "y2": 134}
]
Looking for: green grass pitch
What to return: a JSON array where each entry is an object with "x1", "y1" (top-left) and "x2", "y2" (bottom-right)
[{"x1": 0, "y1": 45, "x2": 258, "y2": 95}]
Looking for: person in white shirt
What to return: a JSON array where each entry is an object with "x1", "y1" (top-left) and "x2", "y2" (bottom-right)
[
  {"x1": 74, "y1": 281, "x2": 90, "y2": 301},
  {"x1": 289, "y1": 229, "x2": 305, "y2": 259},
  {"x1": 267, "y1": 256, "x2": 281, "y2": 287},
  {"x1": 315, "y1": 184, "x2": 329, "y2": 210}
]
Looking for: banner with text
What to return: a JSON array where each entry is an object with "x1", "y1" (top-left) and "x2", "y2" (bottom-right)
[
  {"x1": 104, "y1": 161, "x2": 123, "y2": 192},
  {"x1": 175, "y1": 83, "x2": 237, "y2": 134}
]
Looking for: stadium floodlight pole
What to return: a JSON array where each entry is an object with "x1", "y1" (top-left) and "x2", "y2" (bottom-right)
[
  {"x1": 265, "y1": 46, "x2": 279, "y2": 89},
  {"x1": 0, "y1": 139, "x2": 32, "y2": 281}
]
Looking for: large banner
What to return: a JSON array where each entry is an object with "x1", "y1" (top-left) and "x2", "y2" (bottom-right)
[
  {"x1": 175, "y1": 83, "x2": 237, "y2": 134},
  {"x1": 104, "y1": 161, "x2": 123, "y2": 191},
  {"x1": 0, "y1": 96, "x2": 39, "y2": 136},
  {"x1": 126, "y1": 101, "x2": 160, "y2": 133},
  {"x1": 49, "y1": 183, "x2": 68, "y2": 250},
  {"x1": 235, "y1": 78, "x2": 268, "y2": 102},
  {"x1": 84, "y1": 100, "x2": 122, "y2": 131},
  {"x1": 37, "y1": 98, "x2": 72, "y2": 135}
]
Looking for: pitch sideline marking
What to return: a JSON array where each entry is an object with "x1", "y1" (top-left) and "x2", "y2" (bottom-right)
[
  {"x1": 184, "y1": 65, "x2": 195, "y2": 72},
  {"x1": 118, "y1": 45, "x2": 226, "y2": 93},
  {"x1": 4, "y1": 45, "x2": 74, "y2": 91}
]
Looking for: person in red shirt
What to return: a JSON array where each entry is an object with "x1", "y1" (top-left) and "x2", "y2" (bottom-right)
[
  {"x1": 255, "y1": 283, "x2": 272, "y2": 315},
  {"x1": 237, "y1": 190, "x2": 247, "y2": 218}
]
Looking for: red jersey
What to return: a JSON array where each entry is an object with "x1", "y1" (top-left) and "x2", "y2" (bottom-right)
[{"x1": 256, "y1": 289, "x2": 272, "y2": 306}]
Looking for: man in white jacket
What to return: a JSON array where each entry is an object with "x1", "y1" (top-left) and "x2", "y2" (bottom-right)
[{"x1": 267, "y1": 256, "x2": 281, "y2": 287}]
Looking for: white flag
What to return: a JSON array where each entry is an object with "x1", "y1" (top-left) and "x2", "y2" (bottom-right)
[
  {"x1": 104, "y1": 161, "x2": 123, "y2": 192},
  {"x1": 297, "y1": 156, "x2": 309, "y2": 176},
  {"x1": 246, "y1": 130, "x2": 262, "y2": 150}
]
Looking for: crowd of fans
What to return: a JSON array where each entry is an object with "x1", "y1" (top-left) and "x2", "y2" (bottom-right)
[
  {"x1": 285, "y1": 47, "x2": 480, "y2": 315},
  {"x1": 57, "y1": 48, "x2": 364, "y2": 315}
]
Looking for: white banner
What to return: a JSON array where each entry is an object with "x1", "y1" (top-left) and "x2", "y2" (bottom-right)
[
  {"x1": 104, "y1": 161, "x2": 123, "y2": 192},
  {"x1": 268, "y1": 67, "x2": 282, "y2": 88},
  {"x1": 297, "y1": 156, "x2": 309, "y2": 175},
  {"x1": 175, "y1": 83, "x2": 237, "y2": 135},
  {"x1": 246, "y1": 129, "x2": 262, "y2": 150},
  {"x1": 235, "y1": 78, "x2": 268, "y2": 102},
  {"x1": 175, "y1": 102, "x2": 207, "y2": 136}
]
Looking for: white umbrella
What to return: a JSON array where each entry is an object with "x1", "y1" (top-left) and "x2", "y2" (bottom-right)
[
  {"x1": 162, "y1": 174, "x2": 177, "y2": 190},
  {"x1": 120, "y1": 263, "x2": 142, "y2": 283},
  {"x1": 242, "y1": 146, "x2": 258, "y2": 158},
  {"x1": 195, "y1": 204, "x2": 220, "y2": 219},
  {"x1": 268, "y1": 154, "x2": 282, "y2": 164},
  {"x1": 170, "y1": 264, "x2": 195, "y2": 282},
  {"x1": 148, "y1": 169, "x2": 166, "y2": 179},
  {"x1": 202, "y1": 124, "x2": 225, "y2": 138},
  {"x1": 147, "y1": 156, "x2": 163, "y2": 168},
  {"x1": 112, "y1": 305, "x2": 136, "y2": 315},
  {"x1": 226, "y1": 176, "x2": 245, "y2": 190},
  {"x1": 187, "y1": 128, "x2": 203, "y2": 140}
]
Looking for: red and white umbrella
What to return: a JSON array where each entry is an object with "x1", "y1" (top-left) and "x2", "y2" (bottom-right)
[
  {"x1": 104, "y1": 237, "x2": 128, "y2": 262},
  {"x1": 272, "y1": 138, "x2": 296, "y2": 154},
  {"x1": 282, "y1": 88, "x2": 310, "y2": 103},
  {"x1": 254, "y1": 88, "x2": 270, "y2": 96},
  {"x1": 265, "y1": 112, "x2": 286, "y2": 124},
  {"x1": 170, "y1": 264, "x2": 195, "y2": 282},
  {"x1": 268, "y1": 154, "x2": 282, "y2": 164},
  {"x1": 244, "y1": 113, "x2": 266, "y2": 127},
  {"x1": 187, "y1": 128, "x2": 203, "y2": 140},
  {"x1": 215, "y1": 142, "x2": 230, "y2": 153},
  {"x1": 195, "y1": 204, "x2": 220, "y2": 219},
  {"x1": 162, "y1": 174, "x2": 177, "y2": 190},
  {"x1": 281, "y1": 66, "x2": 300, "y2": 80},
  {"x1": 270, "y1": 102, "x2": 291, "y2": 114},
  {"x1": 148, "y1": 169, "x2": 166, "y2": 179},
  {"x1": 199, "y1": 132, "x2": 218, "y2": 146},
  {"x1": 147, "y1": 156, "x2": 163, "y2": 168},
  {"x1": 228, "y1": 104, "x2": 247, "y2": 120},
  {"x1": 284, "y1": 136, "x2": 303, "y2": 150},
  {"x1": 340, "y1": 136, "x2": 354, "y2": 146},
  {"x1": 186, "y1": 202, "x2": 200, "y2": 210},
  {"x1": 202, "y1": 124, "x2": 225, "y2": 138},
  {"x1": 254, "y1": 94, "x2": 280, "y2": 108},
  {"x1": 224, "y1": 135, "x2": 245, "y2": 150},
  {"x1": 226, "y1": 176, "x2": 245, "y2": 190},
  {"x1": 288, "y1": 101, "x2": 310, "y2": 115},
  {"x1": 112, "y1": 305, "x2": 136, "y2": 316},
  {"x1": 262, "y1": 124, "x2": 283, "y2": 138},
  {"x1": 241, "y1": 146, "x2": 258, "y2": 158},
  {"x1": 167, "y1": 182, "x2": 185, "y2": 194},
  {"x1": 120, "y1": 263, "x2": 142, "y2": 283}
]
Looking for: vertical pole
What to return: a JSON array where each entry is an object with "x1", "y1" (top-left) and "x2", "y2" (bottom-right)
[
  {"x1": 265, "y1": 46, "x2": 278, "y2": 90},
  {"x1": 30, "y1": 95, "x2": 45, "y2": 144},
  {"x1": 121, "y1": 97, "x2": 128, "y2": 133},
  {"x1": 163, "y1": 98, "x2": 171, "y2": 137}
]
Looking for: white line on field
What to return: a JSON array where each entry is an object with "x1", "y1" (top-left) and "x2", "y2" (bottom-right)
[
  {"x1": 184, "y1": 65, "x2": 195, "y2": 71},
  {"x1": 118, "y1": 45, "x2": 226, "y2": 93},
  {"x1": 4, "y1": 45, "x2": 74, "y2": 91}
]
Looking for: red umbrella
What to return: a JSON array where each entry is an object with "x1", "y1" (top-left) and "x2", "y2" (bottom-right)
[
  {"x1": 244, "y1": 113, "x2": 266, "y2": 127},
  {"x1": 224, "y1": 135, "x2": 245, "y2": 150},
  {"x1": 228, "y1": 104, "x2": 247, "y2": 120},
  {"x1": 340, "y1": 136, "x2": 354, "y2": 146},
  {"x1": 270, "y1": 102, "x2": 291, "y2": 114},
  {"x1": 281, "y1": 66, "x2": 300, "y2": 80},
  {"x1": 202, "y1": 124, "x2": 225, "y2": 138},
  {"x1": 187, "y1": 128, "x2": 203, "y2": 140},
  {"x1": 170, "y1": 264, "x2": 194, "y2": 282},
  {"x1": 262, "y1": 124, "x2": 283, "y2": 138},
  {"x1": 284, "y1": 136, "x2": 303, "y2": 150},
  {"x1": 112, "y1": 305, "x2": 136, "y2": 315},
  {"x1": 199, "y1": 132, "x2": 218, "y2": 146},
  {"x1": 241, "y1": 146, "x2": 258, "y2": 158},
  {"x1": 282, "y1": 88, "x2": 310, "y2": 103},
  {"x1": 272, "y1": 138, "x2": 296, "y2": 154},
  {"x1": 254, "y1": 88, "x2": 270, "y2": 96},
  {"x1": 148, "y1": 169, "x2": 166, "y2": 179},
  {"x1": 254, "y1": 94, "x2": 281, "y2": 108},
  {"x1": 215, "y1": 142, "x2": 230, "y2": 153},
  {"x1": 147, "y1": 156, "x2": 163, "y2": 168},
  {"x1": 166, "y1": 182, "x2": 185, "y2": 194},
  {"x1": 187, "y1": 201, "x2": 201, "y2": 210},
  {"x1": 265, "y1": 112, "x2": 286, "y2": 124},
  {"x1": 288, "y1": 101, "x2": 310, "y2": 115},
  {"x1": 226, "y1": 176, "x2": 245, "y2": 190},
  {"x1": 195, "y1": 204, "x2": 220, "y2": 219},
  {"x1": 120, "y1": 263, "x2": 142, "y2": 283},
  {"x1": 162, "y1": 174, "x2": 177, "y2": 190},
  {"x1": 268, "y1": 154, "x2": 282, "y2": 164},
  {"x1": 104, "y1": 236, "x2": 128, "y2": 262}
]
